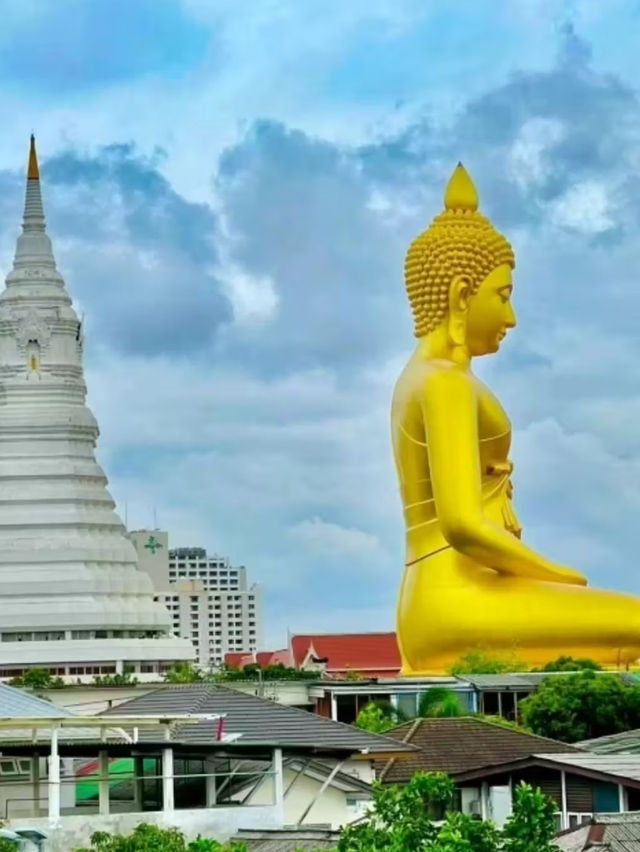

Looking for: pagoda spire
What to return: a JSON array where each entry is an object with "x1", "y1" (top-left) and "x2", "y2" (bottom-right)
[
  {"x1": 12, "y1": 134, "x2": 55, "y2": 272},
  {"x1": 22, "y1": 134, "x2": 45, "y2": 231}
]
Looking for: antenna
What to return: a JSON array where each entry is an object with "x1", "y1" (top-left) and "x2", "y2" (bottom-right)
[
  {"x1": 124, "y1": 501, "x2": 128, "y2": 529},
  {"x1": 153, "y1": 505, "x2": 158, "y2": 530}
]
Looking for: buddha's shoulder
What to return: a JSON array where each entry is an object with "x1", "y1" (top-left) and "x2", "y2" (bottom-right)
[{"x1": 393, "y1": 359, "x2": 475, "y2": 407}]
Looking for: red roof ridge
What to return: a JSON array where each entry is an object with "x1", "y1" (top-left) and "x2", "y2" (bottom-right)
[{"x1": 291, "y1": 631, "x2": 396, "y2": 637}]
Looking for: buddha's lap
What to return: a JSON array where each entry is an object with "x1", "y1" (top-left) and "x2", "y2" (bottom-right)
[{"x1": 399, "y1": 557, "x2": 640, "y2": 639}]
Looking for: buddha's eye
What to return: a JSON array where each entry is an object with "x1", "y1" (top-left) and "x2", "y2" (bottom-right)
[{"x1": 498, "y1": 288, "x2": 512, "y2": 303}]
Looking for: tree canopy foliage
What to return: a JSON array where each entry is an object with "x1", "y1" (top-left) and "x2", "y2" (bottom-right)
[
  {"x1": 520, "y1": 670, "x2": 640, "y2": 742},
  {"x1": 448, "y1": 649, "x2": 525, "y2": 675},
  {"x1": 163, "y1": 661, "x2": 316, "y2": 684},
  {"x1": 532, "y1": 656, "x2": 602, "y2": 673},
  {"x1": 331, "y1": 773, "x2": 558, "y2": 851},
  {"x1": 73, "y1": 824, "x2": 245, "y2": 852}
]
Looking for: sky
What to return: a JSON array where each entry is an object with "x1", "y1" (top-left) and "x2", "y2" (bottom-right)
[{"x1": 2, "y1": 0, "x2": 640, "y2": 647}]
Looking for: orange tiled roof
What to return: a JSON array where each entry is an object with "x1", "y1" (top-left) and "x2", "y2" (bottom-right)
[{"x1": 291, "y1": 632, "x2": 401, "y2": 674}]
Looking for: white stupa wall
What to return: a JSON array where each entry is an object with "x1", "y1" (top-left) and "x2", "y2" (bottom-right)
[{"x1": 0, "y1": 139, "x2": 194, "y2": 672}]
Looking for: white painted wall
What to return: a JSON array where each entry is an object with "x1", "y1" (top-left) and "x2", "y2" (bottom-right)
[{"x1": 243, "y1": 765, "x2": 372, "y2": 830}]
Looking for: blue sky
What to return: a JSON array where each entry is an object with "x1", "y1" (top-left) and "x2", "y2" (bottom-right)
[{"x1": 2, "y1": 0, "x2": 640, "y2": 647}]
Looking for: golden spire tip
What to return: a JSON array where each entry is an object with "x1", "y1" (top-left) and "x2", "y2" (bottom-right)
[
  {"x1": 28, "y1": 134, "x2": 39, "y2": 180},
  {"x1": 444, "y1": 162, "x2": 478, "y2": 212}
]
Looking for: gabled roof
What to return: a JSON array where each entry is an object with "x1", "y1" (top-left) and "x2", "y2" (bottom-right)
[
  {"x1": 225, "y1": 652, "x2": 255, "y2": 668},
  {"x1": 103, "y1": 683, "x2": 415, "y2": 756},
  {"x1": 0, "y1": 683, "x2": 74, "y2": 718},
  {"x1": 291, "y1": 632, "x2": 400, "y2": 674},
  {"x1": 557, "y1": 813, "x2": 640, "y2": 851},
  {"x1": 378, "y1": 717, "x2": 581, "y2": 784},
  {"x1": 224, "y1": 649, "x2": 293, "y2": 669},
  {"x1": 578, "y1": 728, "x2": 640, "y2": 754}
]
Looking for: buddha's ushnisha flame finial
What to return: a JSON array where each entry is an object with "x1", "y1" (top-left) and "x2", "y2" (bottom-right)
[
  {"x1": 28, "y1": 134, "x2": 40, "y2": 181},
  {"x1": 444, "y1": 162, "x2": 478, "y2": 212}
]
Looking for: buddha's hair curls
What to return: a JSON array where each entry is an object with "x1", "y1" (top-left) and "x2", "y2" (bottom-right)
[{"x1": 405, "y1": 205, "x2": 515, "y2": 339}]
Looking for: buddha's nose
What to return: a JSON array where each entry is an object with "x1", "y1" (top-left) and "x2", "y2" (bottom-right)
[{"x1": 505, "y1": 303, "x2": 517, "y2": 327}]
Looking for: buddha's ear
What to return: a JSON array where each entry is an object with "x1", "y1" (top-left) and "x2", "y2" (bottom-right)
[
  {"x1": 449, "y1": 275, "x2": 472, "y2": 313},
  {"x1": 448, "y1": 275, "x2": 471, "y2": 346}
]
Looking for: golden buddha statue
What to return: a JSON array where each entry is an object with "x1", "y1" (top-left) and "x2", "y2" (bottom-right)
[{"x1": 393, "y1": 163, "x2": 640, "y2": 675}]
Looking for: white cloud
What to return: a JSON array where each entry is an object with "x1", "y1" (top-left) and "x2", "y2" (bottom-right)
[
  {"x1": 550, "y1": 180, "x2": 615, "y2": 233},
  {"x1": 288, "y1": 517, "x2": 381, "y2": 557}
]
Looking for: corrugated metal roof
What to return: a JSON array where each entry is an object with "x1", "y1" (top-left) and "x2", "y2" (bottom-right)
[
  {"x1": 103, "y1": 684, "x2": 415, "y2": 754},
  {"x1": 233, "y1": 829, "x2": 341, "y2": 850},
  {"x1": 0, "y1": 684, "x2": 74, "y2": 718},
  {"x1": 536, "y1": 753, "x2": 640, "y2": 782},
  {"x1": 557, "y1": 814, "x2": 640, "y2": 852},
  {"x1": 578, "y1": 728, "x2": 640, "y2": 754},
  {"x1": 458, "y1": 673, "x2": 552, "y2": 689}
]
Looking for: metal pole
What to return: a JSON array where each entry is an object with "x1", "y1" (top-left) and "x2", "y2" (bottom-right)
[
  {"x1": 162, "y1": 748, "x2": 174, "y2": 812},
  {"x1": 560, "y1": 770, "x2": 568, "y2": 830},
  {"x1": 48, "y1": 726, "x2": 60, "y2": 824},
  {"x1": 98, "y1": 750, "x2": 110, "y2": 816}
]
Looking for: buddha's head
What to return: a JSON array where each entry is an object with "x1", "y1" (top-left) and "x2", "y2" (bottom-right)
[{"x1": 405, "y1": 164, "x2": 516, "y2": 356}]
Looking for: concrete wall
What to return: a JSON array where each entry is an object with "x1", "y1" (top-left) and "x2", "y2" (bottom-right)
[
  {"x1": 241, "y1": 766, "x2": 371, "y2": 830},
  {"x1": 8, "y1": 804, "x2": 283, "y2": 851}
]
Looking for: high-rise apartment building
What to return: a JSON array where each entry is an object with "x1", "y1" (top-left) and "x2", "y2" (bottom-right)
[{"x1": 130, "y1": 531, "x2": 262, "y2": 670}]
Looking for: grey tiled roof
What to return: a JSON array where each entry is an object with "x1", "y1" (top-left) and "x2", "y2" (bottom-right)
[
  {"x1": 233, "y1": 829, "x2": 341, "y2": 850},
  {"x1": 103, "y1": 684, "x2": 415, "y2": 754},
  {"x1": 0, "y1": 683, "x2": 74, "y2": 718}
]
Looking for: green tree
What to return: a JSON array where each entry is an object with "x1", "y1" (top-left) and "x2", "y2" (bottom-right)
[
  {"x1": 501, "y1": 783, "x2": 559, "y2": 852},
  {"x1": 209, "y1": 663, "x2": 317, "y2": 683},
  {"x1": 73, "y1": 823, "x2": 246, "y2": 851},
  {"x1": 534, "y1": 656, "x2": 601, "y2": 673},
  {"x1": 418, "y1": 688, "x2": 465, "y2": 718},
  {"x1": 355, "y1": 701, "x2": 406, "y2": 733},
  {"x1": 10, "y1": 668, "x2": 64, "y2": 689},
  {"x1": 92, "y1": 672, "x2": 138, "y2": 687},
  {"x1": 0, "y1": 839, "x2": 18, "y2": 852},
  {"x1": 164, "y1": 662, "x2": 204, "y2": 683},
  {"x1": 449, "y1": 648, "x2": 525, "y2": 675},
  {"x1": 520, "y1": 670, "x2": 640, "y2": 742},
  {"x1": 331, "y1": 772, "x2": 558, "y2": 851}
]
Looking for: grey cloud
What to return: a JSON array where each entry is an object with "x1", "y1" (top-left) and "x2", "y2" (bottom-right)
[{"x1": 0, "y1": 144, "x2": 234, "y2": 356}]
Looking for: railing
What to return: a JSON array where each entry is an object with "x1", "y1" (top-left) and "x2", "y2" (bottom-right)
[{"x1": 1, "y1": 768, "x2": 278, "y2": 819}]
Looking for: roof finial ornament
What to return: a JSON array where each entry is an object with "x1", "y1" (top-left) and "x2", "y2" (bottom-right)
[
  {"x1": 444, "y1": 162, "x2": 478, "y2": 212},
  {"x1": 28, "y1": 134, "x2": 40, "y2": 181}
]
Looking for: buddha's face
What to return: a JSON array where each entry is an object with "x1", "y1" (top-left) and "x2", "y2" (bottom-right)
[{"x1": 465, "y1": 264, "x2": 516, "y2": 356}]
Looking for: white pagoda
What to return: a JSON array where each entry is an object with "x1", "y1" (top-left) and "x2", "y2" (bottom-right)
[{"x1": 0, "y1": 138, "x2": 194, "y2": 680}]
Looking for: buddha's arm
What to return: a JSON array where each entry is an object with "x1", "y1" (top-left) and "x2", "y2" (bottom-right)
[{"x1": 423, "y1": 368, "x2": 586, "y2": 586}]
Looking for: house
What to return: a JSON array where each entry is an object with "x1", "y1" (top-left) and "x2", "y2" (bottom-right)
[
  {"x1": 0, "y1": 683, "x2": 414, "y2": 851},
  {"x1": 224, "y1": 650, "x2": 293, "y2": 669},
  {"x1": 457, "y1": 672, "x2": 640, "y2": 725},
  {"x1": 556, "y1": 813, "x2": 640, "y2": 850},
  {"x1": 309, "y1": 676, "x2": 475, "y2": 723},
  {"x1": 378, "y1": 717, "x2": 626, "y2": 829},
  {"x1": 290, "y1": 632, "x2": 401, "y2": 678}
]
